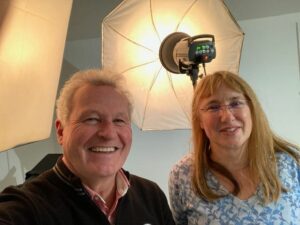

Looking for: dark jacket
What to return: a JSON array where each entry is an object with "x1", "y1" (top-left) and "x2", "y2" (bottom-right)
[{"x1": 0, "y1": 158, "x2": 175, "y2": 225}]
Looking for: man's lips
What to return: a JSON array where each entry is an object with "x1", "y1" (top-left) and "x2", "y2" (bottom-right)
[{"x1": 88, "y1": 146, "x2": 118, "y2": 153}]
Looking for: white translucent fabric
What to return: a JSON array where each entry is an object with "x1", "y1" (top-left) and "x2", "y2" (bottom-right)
[
  {"x1": 0, "y1": 0, "x2": 72, "y2": 151},
  {"x1": 102, "y1": 0, "x2": 244, "y2": 130}
]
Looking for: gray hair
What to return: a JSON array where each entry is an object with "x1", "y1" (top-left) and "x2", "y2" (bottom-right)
[{"x1": 56, "y1": 68, "x2": 133, "y2": 126}]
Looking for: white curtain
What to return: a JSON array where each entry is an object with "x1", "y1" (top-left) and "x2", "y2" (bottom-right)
[{"x1": 0, "y1": 0, "x2": 73, "y2": 151}]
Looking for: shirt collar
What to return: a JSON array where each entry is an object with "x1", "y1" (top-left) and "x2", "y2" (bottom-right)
[{"x1": 83, "y1": 169, "x2": 130, "y2": 204}]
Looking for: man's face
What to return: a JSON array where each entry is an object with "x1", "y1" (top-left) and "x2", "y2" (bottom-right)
[{"x1": 56, "y1": 84, "x2": 132, "y2": 184}]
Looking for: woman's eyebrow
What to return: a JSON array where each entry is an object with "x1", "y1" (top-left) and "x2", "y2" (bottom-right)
[{"x1": 204, "y1": 95, "x2": 244, "y2": 105}]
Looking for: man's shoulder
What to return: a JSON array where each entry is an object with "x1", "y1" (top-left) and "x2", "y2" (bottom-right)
[
  {"x1": 122, "y1": 170, "x2": 164, "y2": 196},
  {"x1": 0, "y1": 168, "x2": 62, "y2": 204},
  {"x1": 8, "y1": 155, "x2": 63, "y2": 202},
  {"x1": 119, "y1": 171, "x2": 175, "y2": 225},
  {"x1": 0, "y1": 181, "x2": 43, "y2": 224},
  {"x1": 124, "y1": 170, "x2": 159, "y2": 188}
]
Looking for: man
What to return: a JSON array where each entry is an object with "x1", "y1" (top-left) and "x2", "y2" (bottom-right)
[{"x1": 0, "y1": 69, "x2": 175, "y2": 225}]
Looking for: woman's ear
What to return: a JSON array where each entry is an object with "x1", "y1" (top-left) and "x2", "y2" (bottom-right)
[
  {"x1": 200, "y1": 121, "x2": 204, "y2": 129},
  {"x1": 199, "y1": 115, "x2": 204, "y2": 129}
]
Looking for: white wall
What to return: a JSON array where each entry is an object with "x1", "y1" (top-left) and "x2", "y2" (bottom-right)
[
  {"x1": 239, "y1": 13, "x2": 300, "y2": 145},
  {"x1": 1, "y1": 12, "x2": 300, "y2": 197},
  {"x1": 126, "y1": 126, "x2": 191, "y2": 195}
]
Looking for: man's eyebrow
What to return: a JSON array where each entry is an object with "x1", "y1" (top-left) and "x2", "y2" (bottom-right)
[
  {"x1": 115, "y1": 112, "x2": 130, "y2": 119},
  {"x1": 79, "y1": 110, "x2": 99, "y2": 116}
]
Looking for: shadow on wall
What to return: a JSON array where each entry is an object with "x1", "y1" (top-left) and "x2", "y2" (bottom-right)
[
  {"x1": 0, "y1": 149, "x2": 24, "y2": 192},
  {"x1": 0, "y1": 0, "x2": 10, "y2": 32},
  {"x1": 0, "y1": 129, "x2": 61, "y2": 191},
  {"x1": 0, "y1": 167, "x2": 17, "y2": 191},
  {"x1": 14, "y1": 130, "x2": 62, "y2": 176}
]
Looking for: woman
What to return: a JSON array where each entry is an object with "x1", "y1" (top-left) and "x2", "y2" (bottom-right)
[{"x1": 169, "y1": 71, "x2": 300, "y2": 224}]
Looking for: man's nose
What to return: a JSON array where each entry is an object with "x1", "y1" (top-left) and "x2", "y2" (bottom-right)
[{"x1": 97, "y1": 121, "x2": 116, "y2": 139}]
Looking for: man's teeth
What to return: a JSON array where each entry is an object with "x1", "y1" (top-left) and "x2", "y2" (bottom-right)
[{"x1": 89, "y1": 147, "x2": 116, "y2": 152}]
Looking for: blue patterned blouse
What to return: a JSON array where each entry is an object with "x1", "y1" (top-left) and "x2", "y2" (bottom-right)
[{"x1": 169, "y1": 152, "x2": 300, "y2": 225}]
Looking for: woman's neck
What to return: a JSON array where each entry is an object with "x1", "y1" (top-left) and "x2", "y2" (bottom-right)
[
  {"x1": 210, "y1": 145, "x2": 249, "y2": 172},
  {"x1": 209, "y1": 145, "x2": 259, "y2": 200}
]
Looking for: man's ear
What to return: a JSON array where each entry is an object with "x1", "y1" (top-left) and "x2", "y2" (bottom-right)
[{"x1": 55, "y1": 119, "x2": 64, "y2": 145}]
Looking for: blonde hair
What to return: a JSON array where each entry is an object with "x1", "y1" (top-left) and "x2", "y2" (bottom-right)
[
  {"x1": 56, "y1": 68, "x2": 133, "y2": 126},
  {"x1": 191, "y1": 71, "x2": 300, "y2": 203}
]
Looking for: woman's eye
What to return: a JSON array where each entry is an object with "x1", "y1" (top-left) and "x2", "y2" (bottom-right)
[
  {"x1": 207, "y1": 105, "x2": 221, "y2": 112},
  {"x1": 230, "y1": 101, "x2": 240, "y2": 107},
  {"x1": 230, "y1": 100, "x2": 244, "y2": 108}
]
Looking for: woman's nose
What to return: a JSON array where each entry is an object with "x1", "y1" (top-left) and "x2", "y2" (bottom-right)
[{"x1": 219, "y1": 107, "x2": 235, "y2": 121}]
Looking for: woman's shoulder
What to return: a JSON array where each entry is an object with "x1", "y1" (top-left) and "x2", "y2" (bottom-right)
[
  {"x1": 276, "y1": 151, "x2": 299, "y2": 167},
  {"x1": 170, "y1": 153, "x2": 193, "y2": 173},
  {"x1": 276, "y1": 152, "x2": 300, "y2": 187},
  {"x1": 169, "y1": 153, "x2": 194, "y2": 187}
]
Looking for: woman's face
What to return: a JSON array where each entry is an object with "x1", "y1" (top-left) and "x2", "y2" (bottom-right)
[{"x1": 198, "y1": 84, "x2": 252, "y2": 153}]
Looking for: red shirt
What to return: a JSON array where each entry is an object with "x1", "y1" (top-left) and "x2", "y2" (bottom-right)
[{"x1": 84, "y1": 170, "x2": 130, "y2": 224}]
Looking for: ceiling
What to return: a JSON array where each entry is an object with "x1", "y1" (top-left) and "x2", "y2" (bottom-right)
[
  {"x1": 224, "y1": 0, "x2": 300, "y2": 21},
  {"x1": 66, "y1": 0, "x2": 300, "y2": 41}
]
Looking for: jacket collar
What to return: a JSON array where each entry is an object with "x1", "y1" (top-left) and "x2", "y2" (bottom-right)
[
  {"x1": 53, "y1": 156, "x2": 84, "y2": 194},
  {"x1": 52, "y1": 156, "x2": 131, "y2": 195}
]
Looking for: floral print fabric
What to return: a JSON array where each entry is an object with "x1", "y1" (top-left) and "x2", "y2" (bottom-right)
[{"x1": 169, "y1": 152, "x2": 300, "y2": 225}]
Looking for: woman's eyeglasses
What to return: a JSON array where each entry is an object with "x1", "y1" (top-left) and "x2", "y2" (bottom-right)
[{"x1": 200, "y1": 99, "x2": 248, "y2": 114}]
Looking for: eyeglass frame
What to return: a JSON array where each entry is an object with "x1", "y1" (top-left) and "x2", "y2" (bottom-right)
[{"x1": 199, "y1": 98, "x2": 249, "y2": 114}]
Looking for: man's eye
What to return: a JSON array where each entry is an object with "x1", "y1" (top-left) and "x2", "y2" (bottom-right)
[
  {"x1": 114, "y1": 118, "x2": 127, "y2": 125},
  {"x1": 84, "y1": 117, "x2": 99, "y2": 124}
]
